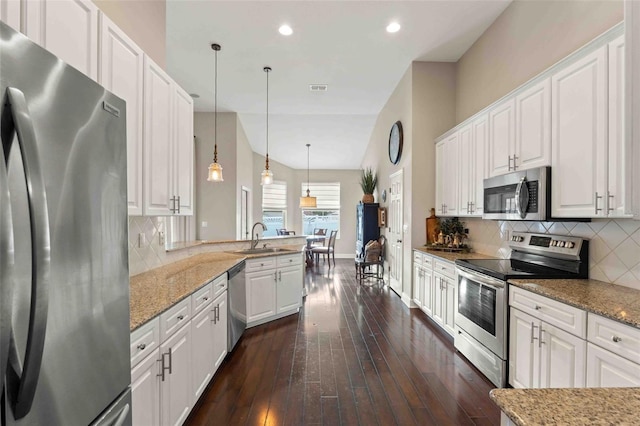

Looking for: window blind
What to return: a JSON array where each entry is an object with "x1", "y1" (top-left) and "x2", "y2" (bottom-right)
[
  {"x1": 262, "y1": 181, "x2": 287, "y2": 210},
  {"x1": 301, "y1": 182, "x2": 340, "y2": 209}
]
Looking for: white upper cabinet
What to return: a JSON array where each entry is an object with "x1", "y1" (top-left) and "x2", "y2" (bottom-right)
[
  {"x1": 442, "y1": 133, "x2": 459, "y2": 216},
  {"x1": 607, "y1": 35, "x2": 631, "y2": 218},
  {"x1": 471, "y1": 114, "x2": 488, "y2": 215},
  {"x1": 25, "y1": 0, "x2": 98, "y2": 80},
  {"x1": 98, "y1": 13, "x2": 144, "y2": 216},
  {"x1": 457, "y1": 125, "x2": 473, "y2": 215},
  {"x1": 173, "y1": 86, "x2": 195, "y2": 216},
  {"x1": 0, "y1": 0, "x2": 21, "y2": 30},
  {"x1": 488, "y1": 98, "x2": 515, "y2": 177},
  {"x1": 143, "y1": 56, "x2": 174, "y2": 216},
  {"x1": 551, "y1": 46, "x2": 608, "y2": 218},
  {"x1": 435, "y1": 140, "x2": 445, "y2": 216},
  {"x1": 514, "y1": 79, "x2": 551, "y2": 171}
]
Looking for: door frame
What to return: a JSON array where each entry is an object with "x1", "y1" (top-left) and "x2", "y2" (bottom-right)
[{"x1": 389, "y1": 169, "x2": 404, "y2": 297}]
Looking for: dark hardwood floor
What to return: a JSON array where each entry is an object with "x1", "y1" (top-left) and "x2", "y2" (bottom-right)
[{"x1": 186, "y1": 259, "x2": 500, "y2": 426}]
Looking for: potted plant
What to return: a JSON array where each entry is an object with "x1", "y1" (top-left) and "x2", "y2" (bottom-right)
[{"x1": 360, "y1": 167, "x2": 377, "y2": 203}]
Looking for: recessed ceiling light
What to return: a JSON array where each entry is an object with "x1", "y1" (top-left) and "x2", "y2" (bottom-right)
[
  {"x1": 279, "y1": 24, "x2": 293, "y2": 36},
  {"x1": 189, "y1": 93, "x2": 200, "y2": 99},
  {"x1": 386, "y1": 22, "x2": 401, "y2": 33}
]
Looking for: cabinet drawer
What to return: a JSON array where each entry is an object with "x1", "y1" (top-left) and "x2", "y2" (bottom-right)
[
  {"x1": 423, "y1": 255, "x2": 433, "y2": 271},
  {"x1": 588, "y1": 314, "x2": 640, "y2": 364},
  {"x1": 130, "y1": 317, "x2": 160, "y2": 368},
  {"x1": 160, "y1": 297, "x2": 191, "y2": 341},
  {"x1": 211, "y1": 273, "x2": 228, "y2": 299},
  {"x1": 510, "y1": 287, "x2": 586, "y2": 338},
  {"x1": 191, "y1": 282, "x2": 213, "y2": 316},
  {"x1": 246, "y1": 257, "x2": 276, "y2": 273},
  {"x1": 433, "y1": 259, "x2": 455, "y2": 278},
  {"x1": 413, "y1": 251, "x2": 423, "y2": 265},
  {"x1": 277, "y1": 253, "x2": 302, "y2": 267}
]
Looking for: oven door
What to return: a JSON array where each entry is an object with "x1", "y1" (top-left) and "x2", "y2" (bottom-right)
[
  {"x1": 482, "y1": 166, "x2": 549, "y2": 221},
  {"x1": 455, "y1": 267, "x2": 506, "y2": 358}
]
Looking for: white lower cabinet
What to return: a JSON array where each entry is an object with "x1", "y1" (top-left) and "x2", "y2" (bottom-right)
[
  {"x1": 246, "y1": 254, "x2": 302, "y2": 327},
  {"x1": 131, "y1": 348, "x2": 161, "y2": 426},
  {"x1": 411, "y1": 251, "x2": 455, "y2": 337},
  {"x1": 212, "y1": 291, "x2": 228, "y2": 371},
  {"x1": 509, "y1": 307, "x2": 586, "y2": 389},
  {"x1": 161, "y1": 323, "x2": 193, "y2": 426},
  {"x1": 587, "y1": 343, "x2": 640, "y2": 387},
  {"x1": 191, "y1": 301, "x2": 215, "y2": 402}
]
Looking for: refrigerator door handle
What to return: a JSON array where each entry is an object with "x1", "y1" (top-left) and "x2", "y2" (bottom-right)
[
  {"x1": 0, "y1": 122, "x2": 15, "y2": 396},
  {"x1": 2, "y1": 87, "x2": 52, "y2": 420}
]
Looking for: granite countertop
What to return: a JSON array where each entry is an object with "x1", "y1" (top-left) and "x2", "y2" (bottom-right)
[
  {"x1": 509, "y1": 278, "x2": 640, "y2": 329},
  {"x1": 413, "y1": 247, "x2": 497, "y2": 263},
  {"x1": 490, "y1": 387, "x2": 640, "y2": 426},
  {"x1": 166, "y1": 235, "x2": 304, "y2": 252},
  {"x1": 130, "y1": 246, "x2": 304, "y2": 331}
]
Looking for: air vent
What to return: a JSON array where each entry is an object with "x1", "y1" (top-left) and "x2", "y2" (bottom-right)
[{"x1": 309, "y1": 84, "x2": 328, "y2": 92}]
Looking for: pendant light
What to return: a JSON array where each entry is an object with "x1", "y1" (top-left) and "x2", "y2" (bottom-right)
[
  {"x1": 261, "y1": 66, "x2": 274, "y2": 185},
  {"x1": 207, "y1": 43, "x2": 224, "y2": 182},
  {"x1": 300, "y1": 144, "x2": 317, "y2": 208}
]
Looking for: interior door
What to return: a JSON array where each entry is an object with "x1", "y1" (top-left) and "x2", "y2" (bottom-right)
[
  {"x1": 388, "y1": 170, "x2": 403, "y2": 296},
  {"x1": 240, "y1": 187, "x2": 250, "y2": 240}
]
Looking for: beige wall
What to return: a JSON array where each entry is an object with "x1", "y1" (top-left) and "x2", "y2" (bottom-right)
[
  {"x1": 195, "y1": 112, "x2": 238, "y2": 241},
  {"x1": 235, "y1": 119, "x2": 254, "y2": 239},
  {"x1": 93, "y1": 0, "x2": 166, "y2": 68},
  {"x1": 455, "y1": 0, "x2": 623, "y2": 123}
]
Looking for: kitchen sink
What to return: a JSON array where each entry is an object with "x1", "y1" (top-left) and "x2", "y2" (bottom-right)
[{"x1": 235, "y1": 247, "x2": 293, "y2": 255}]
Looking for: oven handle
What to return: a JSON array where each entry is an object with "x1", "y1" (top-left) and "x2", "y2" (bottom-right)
[{"x1": 456, "y1": 267, "x2": 505, "y2": 290}]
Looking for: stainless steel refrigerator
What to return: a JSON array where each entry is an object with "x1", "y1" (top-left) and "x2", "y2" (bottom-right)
[{"x1": 0, "y1": 22, "x2": 131, "y2": 426}]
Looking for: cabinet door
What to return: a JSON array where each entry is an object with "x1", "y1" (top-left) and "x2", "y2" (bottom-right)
[
  {"x1": 443, "y1": 134, "x2": 459, "y2": 216},
  {"x1": 174, "y1": 85, "x2": 194, "y2": 216},
  {"x1": 488, "y1": 98, "x2": 515, "y2": 177},
  {"x1": 458, "y1": 125, "x2": 473, "y2": 215},
  {"x1": 509, "y1": 308, "x2": 539, "y2": 389},
  {"x1": 412, "y1": 263, "x2": 423, "y2": 307},
  {"x1": 435, "y1": 141, "x2": 445, "y2": 215},
  {"x1": 213, "y1": 292, "x2": 228, "y2": 372},
  {"x1": 160, "y1": 323, "x2": 192, "y2": 426},
  {"x1": 131, "y1": 349, "x2": 161, "y2": 426},
  {"x1": 246, "y1": 270, "x2": 277, "y2": 324},
  {"x1": 539, "y1": 322, "x2": 586, "y2": 388},
  {"x1": 277, "y1": 265, "x2": 302, "y2": 314},
  {"x1": 607, "y1": 35, "x2": 630, "y2": 217},
  {"x1": 432, "y1": 274, "x2": 445, "y2": 327},
  {"x1": 551, "y1": 46, "x2": 607, "y2": 218},
  {"x1": 471, "y1": 115, "x2": 488, "y2": 215},
  {"x1": 144, "y1": 56, "x2": 174, "y2": 216},
  {"x1": 514, "y1": 79, "x2": 551, "y2": 171},
  {"x1": 26, "y1": 0, "x2": 98, "y2": 80},
  {"x1": 442, "y1": 275, "x2": 456, "y2": 337},
  {"x1": 0, "y1": 0, "x2": 20, "y2": 30},
  {"x1": 99, "y1": 14, "x2": 144, "y2": 216},
  {"x1": 421, "y1": 267, "x2": 434, "y2": 317},
  {"x1": 190, "y1": 304, "x2": 215, "y2": 402},
  {"x1": 586, "y1": 343, "x2": 640, "y2": 387}
]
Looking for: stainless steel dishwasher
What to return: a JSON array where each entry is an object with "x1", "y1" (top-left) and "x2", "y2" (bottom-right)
[{"x1": 227, "y1": 260, "x2": 246, "y2": 352}]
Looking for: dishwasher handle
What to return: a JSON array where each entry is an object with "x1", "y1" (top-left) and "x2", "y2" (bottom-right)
[{"x1": 227, "y1": 260, "x2": 246, "y2": 280}]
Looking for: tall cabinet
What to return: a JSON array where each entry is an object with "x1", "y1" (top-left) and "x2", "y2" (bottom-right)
[{"x1": 356, "y1": 203, "x2": 380, "y2": 258}]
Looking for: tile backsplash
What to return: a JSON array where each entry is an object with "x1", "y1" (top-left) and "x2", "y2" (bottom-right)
[{"x1": 464, "y1": 218, "x2": 640, "y2": 290}]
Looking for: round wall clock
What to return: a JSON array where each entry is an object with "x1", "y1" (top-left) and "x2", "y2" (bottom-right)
[{"x1": 388, "y1": 121, "x2": 403, "y2": 165}]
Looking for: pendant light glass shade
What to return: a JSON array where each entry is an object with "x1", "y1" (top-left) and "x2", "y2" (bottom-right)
[
  {"x1": 300, "y1": 144, "x2": 317, "y2": 208},
  {"x1": 261, "y1": 66, "x2": 274, "y2": 185},
  {"x1": 207, "y1": 43, "x2": 224, "y2": 182}
]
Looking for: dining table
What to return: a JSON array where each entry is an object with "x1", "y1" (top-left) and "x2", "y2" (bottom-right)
[{"x1": 304, "y1": 235, "x2": 326, "y2": 267}]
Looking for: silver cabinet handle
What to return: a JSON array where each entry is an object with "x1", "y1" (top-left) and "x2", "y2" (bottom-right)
[
  {"x1": 177, "y1": 314, "x2": 184, "y2": 321},
  {"x1": 168, "y1": 347, "x2": 173, "y2": 374},
  {"x1": 216, "y1": 304, "x2": 220, "y2": 322},
  {"x1": 274, "y1": 271, "x2": 278, "y2": 282},
  {"x1": 203, "y1": 296, "x2": 209, "y2": 302},
  {"x1": 169, "y1": 196, "x2": 176, "y2": 214},
  {"x1": 469, "y1": 202, "x2": 475, "y2": 214},
  {"x1": 278, "y1": 271, "x2": 282, "y2": 282},
  {"x1": 535, "y1": 305, "x2": 542, "y2": 310},
  {"x1": 531, "y1": 323, "x2": 538, "y2": 344},
  {"x1": 512, "y1": 155, "x2": 518, "y2": 170},
  {"x1": 607, "y1": 191, "x2": 614, "y2": 212},
  {"x1": 612, "y1": 336, "x2": 622, "y2": 343},
  {"x1": 508, "y1": 155, "x2": 512, "y2": 171},
  {"x1": 137, "y1": 343, "x2": 146, "y2": 351},
  {"x1": 177, "y1": 195, "x2": 181, "y2": 214},
  {"x1": 595, "y1": 192, "x2": 603, "y2": 214},
  {"x1": 539, "y1": 328, "x2": 545, "y2": 347},
  {"x1": 3, "y1": 87, "x2": 52, "y2": 420},
  {"x1": 158, "y1": 348, "x2": 172, "y2": 381},
  {"x1": 211, "y1": 306, "x2": 217, "y2": 324}
]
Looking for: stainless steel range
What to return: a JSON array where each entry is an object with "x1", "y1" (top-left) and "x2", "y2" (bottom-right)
[{"x1": 454, "y1": 232, "x2": 589, "y2": 387}]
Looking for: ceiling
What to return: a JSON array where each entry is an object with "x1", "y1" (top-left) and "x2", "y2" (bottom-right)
[{"x1": 166, "y1": 0, "x2": 511, "y2": 170}]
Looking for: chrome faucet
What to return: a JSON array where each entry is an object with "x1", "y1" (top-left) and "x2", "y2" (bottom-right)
[{"x1": 251, "y1": 222, "x2": 267, "y2": 249}]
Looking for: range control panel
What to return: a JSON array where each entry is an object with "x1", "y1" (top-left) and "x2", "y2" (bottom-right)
[{"x1": 508, "y1": 232, "x2": 585, "y2": 260}]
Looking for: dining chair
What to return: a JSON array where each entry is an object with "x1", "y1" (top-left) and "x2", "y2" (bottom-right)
[
  {"x1": 355, "y1": 235, "x2": 386, "y2": 285},
  {"x1": 312, "y1": 228, "x2": 327, "y2": 247},
  {"x1": 311, "y1": 230, "x2": 337, "y2": 267}
]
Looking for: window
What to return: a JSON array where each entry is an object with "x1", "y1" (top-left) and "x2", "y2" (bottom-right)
[
  {"x1": 262, "y1": 181, "x2": 287, "y2": 237},
  {"x1": 301, "y1": 183, "x2": 340, "y2": 237}
]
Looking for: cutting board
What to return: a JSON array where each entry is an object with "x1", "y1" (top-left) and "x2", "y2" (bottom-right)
[{"x1": 426, "y1": 208, "x2": 439, "y2": 245}]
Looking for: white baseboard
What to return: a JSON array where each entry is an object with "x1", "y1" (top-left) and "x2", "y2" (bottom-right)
[{"x1": 401, "y1": 293, "x2": 412, "y2": 307}]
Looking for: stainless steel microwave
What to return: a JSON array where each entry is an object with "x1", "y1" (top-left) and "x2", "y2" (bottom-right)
[{"x1": 483, "y1": 166, "x2": 551, "y2": 221}]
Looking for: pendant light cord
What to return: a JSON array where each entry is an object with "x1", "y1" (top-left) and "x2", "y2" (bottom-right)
[
  {"x1": 214, "y1": 45, "x2": 218, "y2": 162},
  {"x1": 266, "y1": 68, "x2": 269, "y2": 161},
  {"x1": 307, "y1": 144, "x2": 310, "y2": 192}
]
